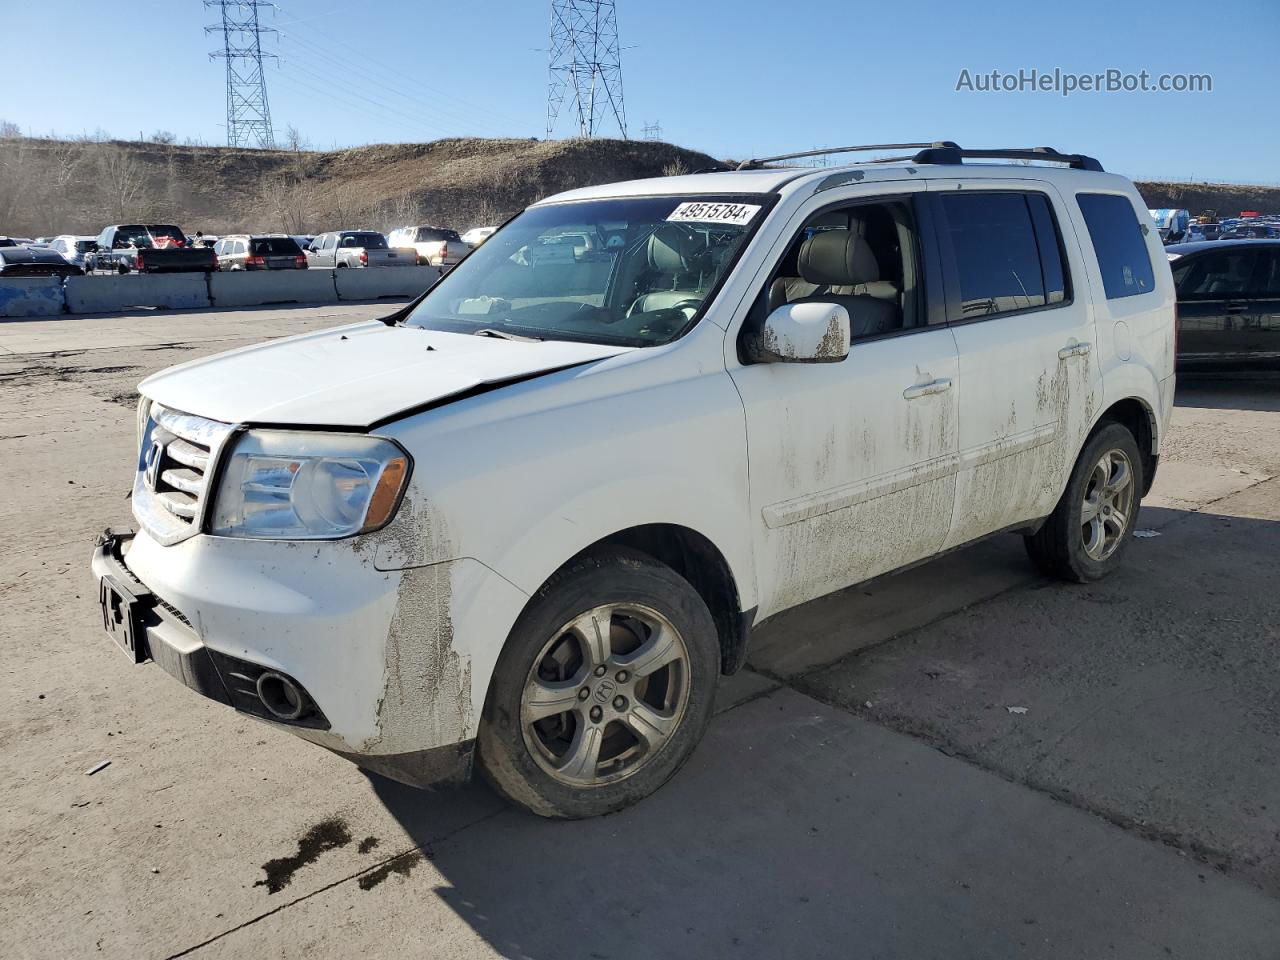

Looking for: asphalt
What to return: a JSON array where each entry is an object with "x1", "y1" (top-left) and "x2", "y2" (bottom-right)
[{"x1": 2, "y1": 305, "x2": 1278, "y2": 959}]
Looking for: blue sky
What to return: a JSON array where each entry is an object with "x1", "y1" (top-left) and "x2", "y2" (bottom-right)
[{"x1": 4, "y1": 0, "x2": 1276, "y2": 184}]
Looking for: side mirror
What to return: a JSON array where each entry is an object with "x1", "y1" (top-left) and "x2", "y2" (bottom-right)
[{"x1": 746, "y1": 301, "x2": 850, "y2": 364}]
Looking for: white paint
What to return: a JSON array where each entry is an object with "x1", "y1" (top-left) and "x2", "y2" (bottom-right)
[{"x1": 106, "y1": 158, "x2": 1175, "y2": 778}]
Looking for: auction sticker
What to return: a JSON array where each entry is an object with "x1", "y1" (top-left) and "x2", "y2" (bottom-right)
[{"x1": 667, "y1": 202, "x2": 761, "y2": 226}]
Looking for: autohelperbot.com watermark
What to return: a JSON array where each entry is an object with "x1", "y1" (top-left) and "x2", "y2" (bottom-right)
[{"x1": 955, "y1": 68, "x2": 1212, "y2": 97}]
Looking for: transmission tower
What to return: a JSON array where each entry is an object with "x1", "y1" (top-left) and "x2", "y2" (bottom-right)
[
  {"x1": 641, "y1": 121, "x2": 662, "y2": 141},
  {"x1": 205, "y1": 1, "x2": 278, "y2": 149},
  {"x1": 546, "y1": 0, "x2": 628, "y2": 140}
]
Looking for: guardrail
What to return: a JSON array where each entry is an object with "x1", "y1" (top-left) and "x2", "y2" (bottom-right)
[{"x1": 0, "y1": 265, "x2": 443, "y2": 319}]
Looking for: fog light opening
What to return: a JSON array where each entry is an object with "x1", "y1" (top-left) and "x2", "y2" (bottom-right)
[{"x1": 256, "y1": 671, "x2": 306, "y2": 721}]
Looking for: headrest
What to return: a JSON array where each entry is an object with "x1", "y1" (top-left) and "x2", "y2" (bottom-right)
[
  {"x1": 797, "y1": 230, "x2": 880, "y2": 286},
  {"x1": 648, "y1": 226, "x2": 707, "y2": 274}
]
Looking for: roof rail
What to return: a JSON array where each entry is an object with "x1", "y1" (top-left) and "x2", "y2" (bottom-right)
[
  {"x1": 911, "y1": 145, "x2": 1104, "y2": 172},
  {"x1": 736, "y1": 142, "x2": 958, "y2": 171}
]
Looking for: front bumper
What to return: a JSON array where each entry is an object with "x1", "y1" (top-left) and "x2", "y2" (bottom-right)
[
  {"x1": 93, "y1": 530, "x2": 331, "y2": 730},
  {"x1": 88, "y1": 526, "x2": 526, "y2": 787}
]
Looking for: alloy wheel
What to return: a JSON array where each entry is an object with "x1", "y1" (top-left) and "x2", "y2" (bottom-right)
[
  {"x1": 520, "y1": 603, "x2": 691, "y2": 787},
  {"x1": 1081, "y1": 448, "x2": 1135, "y2": 561}
]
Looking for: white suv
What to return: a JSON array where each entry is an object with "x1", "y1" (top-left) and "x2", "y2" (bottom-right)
[{"x1": 92, "y1": 142, "x2": 1175, "y2": 818}]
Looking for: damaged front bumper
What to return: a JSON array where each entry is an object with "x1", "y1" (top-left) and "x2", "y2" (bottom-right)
[{"x1": 89, "y1": 527, "x2": 527, "y2": 789}]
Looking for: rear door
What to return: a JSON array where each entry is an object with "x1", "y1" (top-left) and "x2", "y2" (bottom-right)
[
  {"x1": 1173, "y1": 245, "x2": 1280, "y2": 367},
  {"x1": 927, "y1": 182, "x2": 1101, "y2": 549}
]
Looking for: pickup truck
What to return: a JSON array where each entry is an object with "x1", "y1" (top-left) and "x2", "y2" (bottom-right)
[
  {"x1": 85, "y1": 224, "x2": 219, "y2": 274},
  {"x1": 387, "y1": 225, "x2": 466, "y2": 267},
  {"x1": 305, "y1": 231, "x2": 415, "y2": 269}
]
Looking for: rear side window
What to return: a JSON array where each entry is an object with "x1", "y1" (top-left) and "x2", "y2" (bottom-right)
[
  {"x1": 1076, "y1": 193, "x2": 1156, "y2": 299},
  {"x1": 939, "y1": 192, "x2": 1047, "y2": 318}
]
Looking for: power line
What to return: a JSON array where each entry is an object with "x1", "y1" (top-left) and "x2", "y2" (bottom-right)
[
  {"x1": 205, "y1": 1, "x2": 278, "y2": 149},
  {"x1": 546, "y1": 0, "x2": 627, "y2": 139},
  {"x1": 271, "y1": 9, "x2": 531, "y2": 134}
]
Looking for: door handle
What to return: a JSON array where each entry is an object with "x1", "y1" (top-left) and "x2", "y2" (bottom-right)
[
  {"x1": 903, "y1": 378, "x2": 952, "y2": 400},
  {"x1": 1225, "y1": 303, "x2": 1249, "y2": 314},
  {"x1": 1058, "y1": 342, "x2": 1092, "y2": 360}
]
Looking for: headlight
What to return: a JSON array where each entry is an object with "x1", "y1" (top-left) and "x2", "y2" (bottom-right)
[{"x1": 211, "y1": 431, "x2": 411, "y2": 540}]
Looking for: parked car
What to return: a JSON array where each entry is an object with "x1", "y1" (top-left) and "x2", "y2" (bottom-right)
[
  {"x1": 1184, "y1": 223, "x2": 1221, "y2": 242},
  {"x1": 387, "y1": 225, "x2": 464, "y2": 266},
  {"x1": 461, "y1": 226, "x2": 498, "y2": 248},
  {"x1": 0, "y1": 237, "x2": 19, "y2": 248},
  {"x1": 1167, "y1": 238, "x2": 1280, "y2": 369},
  {"x1": 1221, "y1": 223, "x2": 1280, "y2": 240},
  {"x1": 92, "y1": 142, "x2": 1173, "y2": 818},
  {"x1": 305, "y1": 230, "x2": 414, "y2": 269},
  {"x1": 85, "y1": 224, "x2": 218, "y2": 274},
  {"x1": 49, "y1": 235, "x2": 99, "y2": 270},
  {"x1": 213, "y1": 234, "x2": 308, "y2": 271},
  {"x1": 0, "y1": 245, "x2": 84, "y2": 277}
]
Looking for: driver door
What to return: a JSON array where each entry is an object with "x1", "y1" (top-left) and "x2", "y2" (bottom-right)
[{"x1": 726, "y1": 182, "x2": 961, "y2": 618}]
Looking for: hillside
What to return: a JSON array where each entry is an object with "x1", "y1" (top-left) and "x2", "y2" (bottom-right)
[
  {"x1": 1, "y1": 134, "x2": 1276, "y2": 238},
  {"x1": 0, "y1": 137, "x2": 719, "y2": 238}
]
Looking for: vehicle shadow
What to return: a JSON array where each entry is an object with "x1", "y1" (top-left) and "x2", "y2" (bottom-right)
[
  {"x1": 362, "y1": 500, "x2": 1280, "y2": 959},
  {"x1": 1175, "y1": 376, "x2": 1280, "y2": 412}
]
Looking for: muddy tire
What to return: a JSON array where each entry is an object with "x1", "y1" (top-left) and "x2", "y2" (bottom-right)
[
  {"x1": 1024, "y1": 421, "x2": 1144, "y2": 582},
  {"x1": 477, "y1": 547, "x2": 719, "y2": 819}
]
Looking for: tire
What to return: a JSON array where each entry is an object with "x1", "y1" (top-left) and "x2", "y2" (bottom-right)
[
  {"x1": 478, "y1": 546, "x2": 720, "y2": 819},
  {"x1": 117, "y1": 264, "x2": 130, "y2": 275},
  {"x1": 1024, "y1": 421, "x2": 1144, "y2": 582}
]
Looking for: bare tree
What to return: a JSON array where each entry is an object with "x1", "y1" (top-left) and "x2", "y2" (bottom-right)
[
  {"x1": 257, "y1": 174, "x2": 316, "y2": 234},
  {"x1": 95, "y1": 145, "x2": 149, "y2": 223},
  {"x1": 283, "y1": 125, "x2": 310, "y2": 153},
  {"x1": 0, "y1": 139, "x2": 37, "y2": 226},
  {"x1": 150, "y1": 130, "x2": 177, "y2": 145}
]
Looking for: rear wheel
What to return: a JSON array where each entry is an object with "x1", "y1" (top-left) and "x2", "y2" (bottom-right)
[
  {"x1": 478, "y1": 547, "x2": 719, "y2": 818},
  {"x1": 1024, "y1": 421, "x2": 1143, "y2": 582}
]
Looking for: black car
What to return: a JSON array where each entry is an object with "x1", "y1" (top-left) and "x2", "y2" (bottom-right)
[
  {"x1": 1167, "y1": 238, "x2": 1280, "y2": 369},
  {"x1": 0, "y1": 246, "x2": 84, "y2": 277}
]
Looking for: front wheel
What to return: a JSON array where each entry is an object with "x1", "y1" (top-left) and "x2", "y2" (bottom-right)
[
  {"x1": 478, "y1": 547, "x2": 719, "y2": 818},
  {"x1": 1024, "y1": 421, "x2": 1144, "y2": 582}
]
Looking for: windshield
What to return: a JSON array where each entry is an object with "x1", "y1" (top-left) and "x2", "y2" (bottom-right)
[
  {"x1": 415, "y1": 227, "x2": 460, "y2": 242},
  {"x1": 342, "y1": 232, "x2": 387, "y2": 249},
  {"x1": 251, "y1": 236, "x2": 303, "y2": 256},
  {"x1": 403, "y1": 195, "x2": 768, "y2": 346}
]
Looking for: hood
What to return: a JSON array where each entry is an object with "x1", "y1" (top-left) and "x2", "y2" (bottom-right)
[{"x1": 139, "y1": 322, "x2": 632, "y2": 427}]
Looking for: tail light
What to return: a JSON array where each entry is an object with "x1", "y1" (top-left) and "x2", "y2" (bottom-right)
[
  {"x1": 294, "y1": 254, "x2": 307, "y2": 268},
  {"x1": 247, "y1": 256, "x2": 266, "y2": 267},
  {"x1": 359, "y1": 250, "x2": 368, "y2": 265},
  {"x1": 135, "y1": 253, "x2": 145, "y2": 271},
  {"x1": 440, "y1": 241, "x2": 448, "y2": 263}
]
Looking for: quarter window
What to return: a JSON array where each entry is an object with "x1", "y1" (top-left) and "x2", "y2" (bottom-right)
[
  {"x1": 939, "y1": 192, "x2": 1047, "y2": 318},
  {"x1": 1076, "y1": 193, "x2": 1157, "y2": 299}
]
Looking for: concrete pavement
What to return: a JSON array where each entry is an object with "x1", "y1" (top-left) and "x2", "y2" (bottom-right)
[{"x1": 2, "y1": 306, "x2": 1278, "y2": 959}]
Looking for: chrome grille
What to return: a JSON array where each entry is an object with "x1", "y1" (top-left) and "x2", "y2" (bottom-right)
[{"x1": 132, "y1": 401, "x2": 236, "y2": 546}]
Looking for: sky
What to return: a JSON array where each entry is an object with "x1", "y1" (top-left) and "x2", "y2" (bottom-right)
[{"x1": 3, "y1": 0, "x2": 1276, "y2": 184}]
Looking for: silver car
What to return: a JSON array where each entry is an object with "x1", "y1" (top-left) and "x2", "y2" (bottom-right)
[{"x1": 49, "y1": 235, "x2": 100, "y2": 269}]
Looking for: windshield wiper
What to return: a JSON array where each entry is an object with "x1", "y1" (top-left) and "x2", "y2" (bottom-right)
[{"x1": 473, "y1": 328, "x2": 543, "y2": 342}]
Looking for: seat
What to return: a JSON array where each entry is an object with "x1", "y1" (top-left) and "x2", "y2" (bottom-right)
[
  {"x1": 776, "y1": 230, "x2": 900, "y2": 338},
  {"x1": 629, "y1": 226, "x2": 711, "y2": 315}
]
